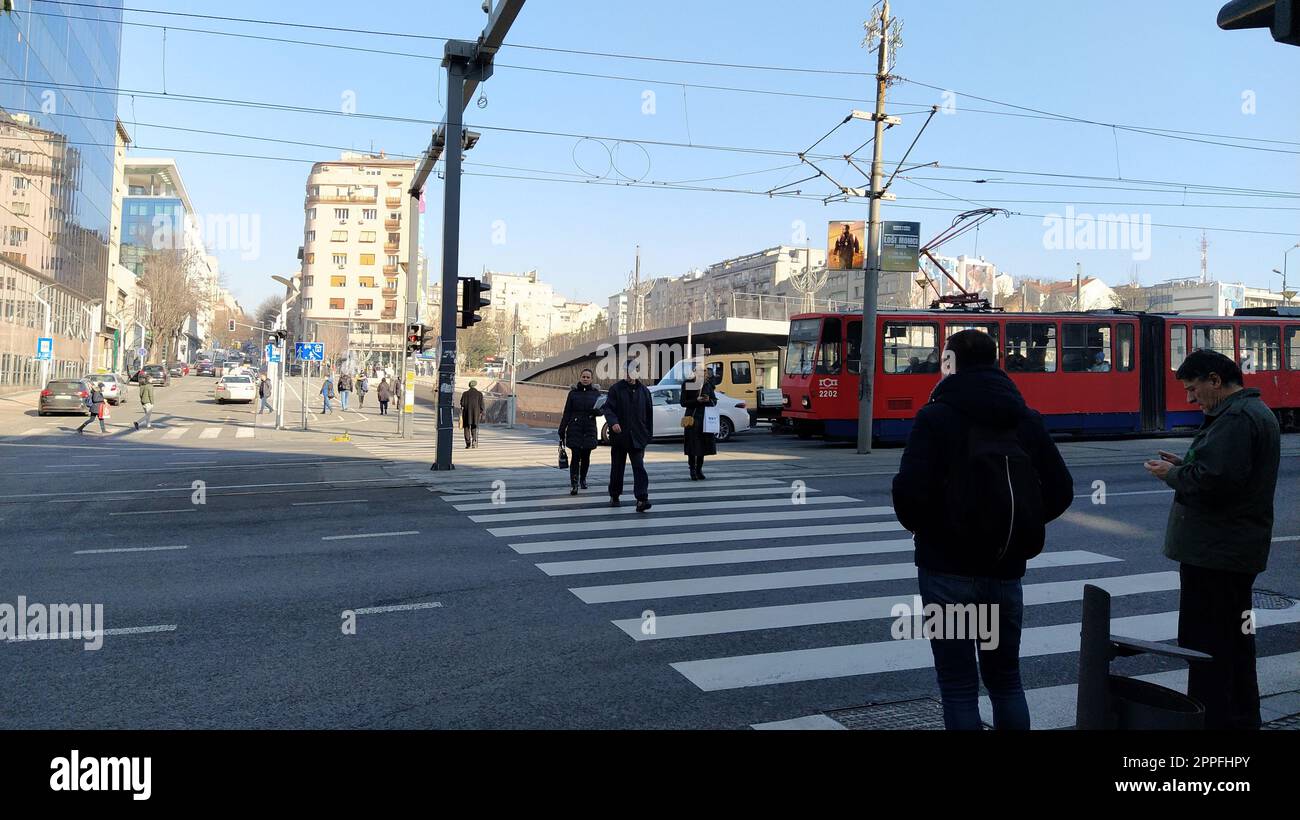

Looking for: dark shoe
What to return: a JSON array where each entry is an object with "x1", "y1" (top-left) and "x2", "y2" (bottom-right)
[
  {"x1": 636, "y1": 499, "x2": 652, "y2": 513},
  {"x1": 696, "y1": 472, "x2": 706, "y2": 480},
  {"x1": 570, "y1": 481, "x2": 578, "y2": 496},
  {"x1": 133, "y1": 421, "x2": 139, "y2": 431},
  {"x1": 609, "y1": 497, "x2": 620, "y2": 507},
  {"x1": 689, "y1": 471, "x2": 699, "y2": 481},
  {"x1": 579, "y1": 480, "x2": 588, "y2": 490}
]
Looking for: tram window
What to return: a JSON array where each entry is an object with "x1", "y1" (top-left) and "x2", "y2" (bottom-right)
[
  {"x1": 882, "y1": 322, "x2": 939, "y2": 374},
  {"x1": 1192, "y1": 325, "x2": 1234, "y2": 358},
  {"x1": 945, "y1": 324, "x2": 1000, "y2": 360},
  {"x1": 1005, "y1": 323, "x2": 1057, "y2": 373},
  {"x1": 785, "y1": 319, "x2": 819, "y2": 375},
  {"x1": 1170, "y1": 325, "x2": 1187, "y2": 371},
  {"x1": 1240, "y1": 325, "x2": 1281, "y2": 372},
  {"x1": 847, "y1": 321, "x2": 862, "y2": 375},
  {"x1": 1287, "y1": 326, "x2": 1300, "y2": 370},
  {"x1": 1063, "y1": 323, "x2": 1113, "y2": 372},
  {"x1": 816, "y1": 319, "x2": 842, "y2": 375},
  {"x1": 1117, "y1": 324, "x2": 1135, "y2": 372},
  {"x1": 730, "y1": 361, "x2": 752, "y2": 384}
]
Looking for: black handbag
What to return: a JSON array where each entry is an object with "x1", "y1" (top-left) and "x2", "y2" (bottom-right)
[{"x1": 558, "y1": 440, "x2": 569, "y2": 469}]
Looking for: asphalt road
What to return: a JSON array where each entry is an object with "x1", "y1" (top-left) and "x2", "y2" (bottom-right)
[{"x1": 0, "y1": 376, "x2": 1296, "y2": 728}]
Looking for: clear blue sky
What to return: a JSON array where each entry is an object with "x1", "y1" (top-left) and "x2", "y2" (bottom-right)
[{"x1": 115, "y1": 0, "x2": 1300, "y2": 310}]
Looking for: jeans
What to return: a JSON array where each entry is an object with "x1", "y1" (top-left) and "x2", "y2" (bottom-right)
[
  {"x1": 258, "y1": 396, "x2": 273, "y2": 414},
  {"x1": 339, "y1": 390, "x2": 349, "y2": 410},
  {"x1": 1178, "y1": 563, "x2": 1261, "y2": 729},
  {"x1": 916, "y1": 567, "x2": 1029, "y2": 730},
  {"x1": 378, "y1": 400, "x2": 388, "y2": 415},
  {"x1": 608, "y1": 443, "x2": 648, "y2": 501},
  {"x1": 78, "y1": 411, "x2": 106, "y2": 433},
  {"x1": 139, "y1": 404, "x2": 152, "y2": 428},
  {"x1": 322, "y1": 396, "x2": 332, "y2": 414}
]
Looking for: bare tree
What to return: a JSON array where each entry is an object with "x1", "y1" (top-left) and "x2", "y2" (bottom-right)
[
  {"x1": 254, "y1": 296, "x2": 281, "y2": 331},
  {"x1": 137, "y1": 249, "x2": 204, "y2": 364}
]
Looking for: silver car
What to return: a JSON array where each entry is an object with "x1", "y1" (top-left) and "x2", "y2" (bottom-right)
[{"x1": 83, "y1": 373, "x2": 129, "y2": 405}]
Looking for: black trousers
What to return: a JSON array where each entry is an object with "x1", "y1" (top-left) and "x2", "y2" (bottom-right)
[
  {"x1": 688, "y1": 453, "x2": 706, "y2": 475},
  {"x1": 464, "y1": 421, "x2": 478, "y2": 446},
  {"x1": 608, "y1": 443, "x2": 648, "y2": 500},
  {"x1": 569, "y1": 446, "x2": 592, "y2": 483},
  {"x1": 1178, "y1": 562, "x2": 1261, "y2": 730}
]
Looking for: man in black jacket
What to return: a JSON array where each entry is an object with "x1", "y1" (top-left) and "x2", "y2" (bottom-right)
[
  {"x1": 892, "y1": 329, "x2": 1074, "y2": 730},
  {"x1": 603, "y1": 358, "x2": 653, "y2": 512}
]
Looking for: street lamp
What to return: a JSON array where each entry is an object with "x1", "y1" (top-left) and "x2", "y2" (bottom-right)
[
  {"x1": 271, "y1": 274, "x2": 300, "y2": 430},
  {"x1": 81, "y1": 298, "x2": 103, "y2": 373},
  {"x1": 33, "y1": 282, "x2": 57, "y2": 388},
  {"x1": 1280, "y1": 243, "x2": 1300, "y2": 307}
]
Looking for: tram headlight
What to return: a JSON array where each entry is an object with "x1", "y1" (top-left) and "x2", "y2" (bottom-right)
[{"x1": 801, "y1": 396, "x2": 811, "y2": 409}]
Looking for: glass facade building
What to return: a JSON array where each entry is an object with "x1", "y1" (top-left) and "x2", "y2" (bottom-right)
[{"x1": 0, "y1": 1, "x2": 123, "y2": 392}]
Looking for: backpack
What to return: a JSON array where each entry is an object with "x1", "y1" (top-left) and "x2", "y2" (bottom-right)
[{"x1": 943, "y1": 422, "x2": 1046, "y2": 565}]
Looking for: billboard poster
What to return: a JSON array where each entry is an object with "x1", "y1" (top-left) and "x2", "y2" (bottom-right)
[
  {"x1": 827, "y1": 220, "x2": 865, "y2": 270},
  {"x1": 881, "y1": 221, "x2": 921, "y2": 273}
]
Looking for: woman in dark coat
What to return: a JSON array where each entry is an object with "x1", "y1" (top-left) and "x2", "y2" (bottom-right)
[
  {"x1": 376, "y1": 376, "x2": 393, "y2": 415},
  {"x1": 558, "y1": 368, "x2": 601, "y2": 494},
  {"x1": 680, "y1": 370, "x2": 718, "y2": 480}
]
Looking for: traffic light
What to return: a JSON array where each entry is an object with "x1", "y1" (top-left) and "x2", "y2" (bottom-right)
[
  {"x1": 406, "y1": 323, "x2": 423, "y2": 355},
  {"x1": 1218, "y1": 0, "x2": 1300, "y2": 46},
  {"x1": 458, "y1": 277, "x2": 490, "y2": 328},
  {"x1": 420, "y1": 325, "x2": 437, "y2": 354},
  {"x1": 228, "y1": 319, "x2": 236, "y2": 332},
  {"x1": 273, "y1": 328, "x2": 289, "y2": 342}
]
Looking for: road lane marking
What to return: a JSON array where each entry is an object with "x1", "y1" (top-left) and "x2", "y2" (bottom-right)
[
  {"x1": 441, "y1": 477, "x2": 782, "y2": 502},
  {"x1": 453, "y1": 484, "x2": 815, "y2": 512},
  {"x1": 350, "y1": 601, "x2": 441, "y2": 615},
  {"x1": 236, "y1": 427, "x2": 255, "y2": 438},
  {"x1": 1274, "y1": 535, "x2": 1299, "y2": 542},
  {"x1": 162, "y1": 428, "x2": 187, "y2": 440},
  {"x1": 74, "y1": 545, "x2": 189, "y2": 554},
  {"x1": 322, "y1": 530, "x2": 418, "y2": 540},
  {"x1": 109, "y1": 509, "x2": 197, "y2": 516},
  {"x1": 292, "y1": 499, "x2": 370, "y2": 506},
  {"x1": 4, "y1": 475, "x2": 408, "y2": 501},
  {"x1": 470, "y1": 494, "x2": 853, "y2": 523},
  {"x1": 536, "y1": 539, "x2": 916, "y2": 577},
  {"x1": 488, "y1": 505, "x2": 896, "y2": 537},
  {"x1": 199, "y1": 427, "x2": 222, "y2": 439},
  {"x1": 5, "y1": 624, "x2": 177, "y2": 643},
  {"x1": 512, "y1": 521, "x2": 907, "y2": 555}
]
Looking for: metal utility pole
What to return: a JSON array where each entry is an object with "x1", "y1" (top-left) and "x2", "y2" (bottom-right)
[
  {"x1": 857, "y1": 0, "x2": 891, "y2": 455},
  {"x1": 508, "y1": 331, "x2": 518, "y2": 428},
  {"x1": 409, "y1": 0, "x2": 525, "y2": 471},
  {"x1": 1076, "y1": 261, "x2": 1083, "y2": 309}
]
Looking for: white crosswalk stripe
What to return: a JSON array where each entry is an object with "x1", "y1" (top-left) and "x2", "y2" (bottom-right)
[{"x1": 433, "y1": 468, "x2": 1300, "y2": 726}]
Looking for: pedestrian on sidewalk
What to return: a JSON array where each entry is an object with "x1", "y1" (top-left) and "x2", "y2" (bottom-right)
[
  {"x1": 891, "y1": 329, "x2": 1074, "y2": 730},
  {"x1": 376, "y1": 376, "x2": 392, "y2": 415},
  {"x1": 1144, "y1": 349, "x2": 1280, "y2": 730},
  {"x1": 461, "y1": 379, "x2": 484, "y2": 448},
  {"x1": 394, "y1": 375, "x2": 405, "y2": 415},
  {"x1": 77, "y1": 382, "x2": 108, "y2": 434},
  {"x1": 256, "y1": 374, "x2": 274, "y2": 416},
  {"x1": 680, "y1": 365, "x2": 718, "y2": 481},
  {"x1": 558, "y1": 369, "x2": 600, "y2": 493},
  {"x1": 603, "y1": 358, "x2": 653, "y2": 513},
  {"x1": 320, "y1": 375, "x2": 335, "y2": 415},
  {"x1": 134, "y1": 378, "x2": 155, "y2": 430},
  {"x1": 357, "y1": 373, "x2": 369, "y2": 408},
  {"x1": 337, "y1": 372, "x2": 353, "y2": 411}
]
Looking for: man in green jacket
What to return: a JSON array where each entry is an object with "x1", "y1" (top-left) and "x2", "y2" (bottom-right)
[
  {"x1": 134, "y1": 378, "x2": 156, "y2": 430},
  {"x1": 1144, "y1": 349, "x2": 1280, "y2": 730}
]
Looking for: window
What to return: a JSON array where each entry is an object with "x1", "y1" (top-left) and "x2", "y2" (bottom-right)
[
  {"x1": 1192, "y1": 325, "x2": 1233, "y2": 358},
  {"x1": 359, "y1": 255, "x2": 376, "y2": 267},
  {"x1": 944, "y1": 323, "x2": 999, "y2": 359},
  {"x1": 359, "y1": 231, "x2": 376, "y2": 243},
  {"x1": 1170, "y1": 325, "x2": 1187, "y2": 371},
  {"x1": 882, "y1": 321, "x2": 939, "y2": 374},
  {"x1": 785, "y1": 319, "x2": 819, "y2": 375},
  {"x1": 332, "y1": 253, "x2": 346, "y2": 265},
  {"x1": 1062, "y1": 323, "x2": 1113, "y2": 372},
  {"x1": 362, "y1": 209, "x2": 377, "y2": 220},
  {"x1": 817, "y1": 318, "x2": 843, "y2": 375},
  {"x1": 305, "y1": 230, "x2": 316, "y2": 242},
  {"x1": 847, "y1": 321, "x2": 863, "y2": 375},
  {"x1": 11, "y1": 201, "x2": 29, "y2": 216},
  {"x1": 334, "y1": 208, "x2": 349, "y2": 220},
  {"x1": 307, "y1": 208, "x2": 316, "y2": 220},
  {"x1": 1117, "y1": 323, "x2": 1135, "y2": 372},
  {"x1": 1006, "y1": 323, "x2": 1057, "y2": 373},
  {"x1": 303, "y1": 276, "x2": 314, "y2": 287},
  {"x1": 651, "y1": 390, "x2": 669, "y2": 407},
  {"x1": 1286, "y1": 326, "x2": 1300, "y2": 370},
  {"x1": 730, "y1": 361, "x2": 752, "y2": 384},
  {"x1": 389, "y1": 212, "x2": 401, "y2": 221},
  {"x1": 387, "y1": 232, "x2": 401, "y2": 244},
  {"x1": 357, "y1": 299, "x2": 373, "y2": 311},
  {"x1": 308, "y1": 185, "x2": 320, "y2": 197},
  {"x1": 13, "y1": 176, "x2": 29, "y2": 190},
  {"x1": 330, "y1": 230, "x2": 347, "y2": 242},
  {"x1": 387, "y1": 255, "x2": 400, "y2": 267},
  {"x1": 302, "y1": 298, "x2": 312, "y2": 310},
  {"x1": 329, "y1": 298, "x2": 344, "y2": 310},
  {"x1": 1240, "y1": 325, "x2": 1281, "y2": 372},
  {"x1": 330, "y1": 275, "x2": 346, "y2": 287},
  {"x1": 304, "y1": 252, "x2": 315, "y2": 264},
  {"x1": 5, "y1": 227, "x2": 28, "y2": 245},
  {"x1": 358, "y1": 276, "x2": 376, "y2": 288}
]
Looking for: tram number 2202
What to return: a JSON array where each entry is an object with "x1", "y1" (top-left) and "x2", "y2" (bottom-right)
[{"x1": 817, "y1": 380, "x2": 838, "y2": 399}]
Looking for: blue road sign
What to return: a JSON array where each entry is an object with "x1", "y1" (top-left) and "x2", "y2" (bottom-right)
[
  {"x1": 294, "y1": 342, "x2": 324, "y2": 361},
  {"x1": 35, "y1": 337, "x2": 52, "y2": 361},
  {"x1": 266, "y1": 343, "x2": 281, "y2": 363}
]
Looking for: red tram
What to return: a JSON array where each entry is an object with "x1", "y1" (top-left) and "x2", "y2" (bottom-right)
[{"x1": 780, "y1": 307, "x2": 1300, "y2": 443}]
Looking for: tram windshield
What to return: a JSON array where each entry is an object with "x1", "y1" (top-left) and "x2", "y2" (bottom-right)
[{"x1": 785, "y1": 319, "x2": 820, "y2": 376}]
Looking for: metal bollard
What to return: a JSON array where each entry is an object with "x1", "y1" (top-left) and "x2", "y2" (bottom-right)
[{"x1": 1075, "y1": 584, "x2": 1213, "y2": 730}]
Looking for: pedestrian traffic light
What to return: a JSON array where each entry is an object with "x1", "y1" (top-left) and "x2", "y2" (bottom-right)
[
  {"x1": 406, "y1": 323, "x2": 423, "y2": 355},
  {"x1": 420, "y1": 325, "x2": 437, "y2": 354},
  {"x1": 273, "y1": 328, "x2": 289, "y2": 342},
  {"x1": 228, "y1": 319, "x2": 236, "y2": 332},
  {"x1": 459, "y1": 277, "x2": 490, "y2": 329}
]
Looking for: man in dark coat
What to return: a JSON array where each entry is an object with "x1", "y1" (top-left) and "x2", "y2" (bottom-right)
[
  {"x1": 559, "y1": 368, "x2": 601, "y2": 493},
  {"x1": 1144, "y1": 349, "x2": 1280, "y2": 730},
  {"x1": 460, "y1": 380, "x2": 485, "y2": 448},
  {"x1": 892, "y1": 330, "x2": 1074, "y2": 730},
  {"x1": 603, "y1": 358, "x2": 653, "y2": 512}
]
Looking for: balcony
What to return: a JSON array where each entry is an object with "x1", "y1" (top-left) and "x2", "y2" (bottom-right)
[
  {"x1": 380, "y1": 309, "x2": 397, "y2": 320},
  {"x1": 307, "y1": 192, "x2": 378, "y2": 204},
  {"x1": 384, "y1": 218, "x2": 401, "y2": 230},
  {"x1": 382, "y1": 287, "x2": 398, "y2": 299},
  {"x1": 386, "y1": 179, "x2": 403, "y2": 187},
  {"x1": 384, "y1": 242, "x2": 400, "y2": 254},
  {"x1": 382, "y1": 264, "x2": 397, "y2": 275},
  {"x1": 384, "y1": 197, "x2": 402, "y2": 209}
]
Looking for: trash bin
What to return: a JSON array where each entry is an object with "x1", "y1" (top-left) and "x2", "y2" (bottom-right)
[{"x1": 1108, "y1": 675, "x2": 1205, "y2": 730}]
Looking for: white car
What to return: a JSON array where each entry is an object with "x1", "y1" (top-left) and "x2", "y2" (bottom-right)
[
  {"x1": 596, "y1": 384, "x2": 750, "y2": 445},
  {"x1": 83, "y1": 373, "x2": 129, "y2": 405},
  {"x1": 214, "y1": 375, "x2": 256, "y2": 403}
]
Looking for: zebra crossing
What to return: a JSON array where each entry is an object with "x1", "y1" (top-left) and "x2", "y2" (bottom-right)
[
  {"x1": 437, "y1": 470, "x2": 1300, "y2": 727},
  {"x1": 1, "y1": 423, "x2": 260, "y2": 442}
]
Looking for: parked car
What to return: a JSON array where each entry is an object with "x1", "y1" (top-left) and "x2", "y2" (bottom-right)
[
  {"x1": 38, "y1": 378, "x2": 90, "y2": 416},
  {"x1": 196, "y1": 360, "x2": 215, "y2": 376},
  {"x1": 83, "y1": 372, "x2": 129, "y2": 405},
  {"x1": 136, "y1": 364, "x2": 170, "y2": 386},
  {"x1": 214, "y1": 375, "x2": 256, "y2": 403},
  {"x1": 167, "y1": 361, "x2": 185, "y2": 378},
  {"x1": 595, "y1": 384, "x2": 751, "y2": 445}
]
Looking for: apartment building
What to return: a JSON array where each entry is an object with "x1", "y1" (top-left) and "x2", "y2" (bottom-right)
[
  {"x1": 483, "y1": 269, "x2": 602, "y2": 345},
  {"x1": 298, "y1": 152, "x2": 416, "y2": 361}
]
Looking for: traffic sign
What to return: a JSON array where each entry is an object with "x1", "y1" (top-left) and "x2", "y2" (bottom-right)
[
  {"x1": 294, "y1": 342, "x2": 324, "y2": 361},
  {"x1": 136, "y1": 347, "x2": 147, "y2": 359},
  {"x1": 265, "y1": 343, "x2": 281, "y2": 363},
  {"x1": 35, "y1": 337, "x2": 52, "y2": 361}
]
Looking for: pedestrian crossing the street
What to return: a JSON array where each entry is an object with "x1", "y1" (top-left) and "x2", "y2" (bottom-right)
[{"x1": 436, "y1": 471, "x2": 1300, "y2": 728}]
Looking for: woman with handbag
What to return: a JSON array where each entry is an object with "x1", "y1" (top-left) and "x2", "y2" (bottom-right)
[
  {"x1": 680, "y1": 368, "x2": 718, "y2": 480},
  {"x1": 558, "y1": 368, "x2": 601, "y2": 495}
]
